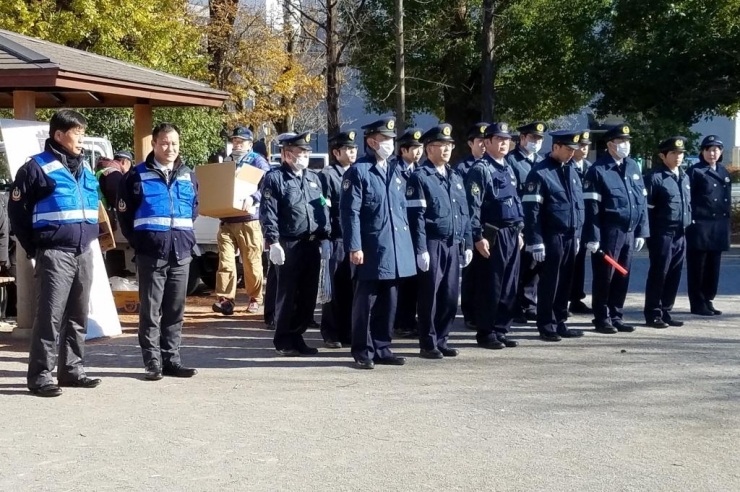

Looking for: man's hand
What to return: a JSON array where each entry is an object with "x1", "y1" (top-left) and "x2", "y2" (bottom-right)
[
  {"x1": 475, "y1": 239, "x2": 490, "y2": 259},
  {"x1": 463, "y1": 249, "x2": 473, "y2": 268},
  {"x1": 269, "y1": 243, "x2": 285, "y2": 265},
  {"x1": 241, "y1": 196, "x2": 254, "y2": 211},
  {"x1": 350, "y1": 250, "x2": 364, "y2": 265},
  {"x1": 586, "y1": 241, "x2": 600, "y2": 254},
  {"x1": 635, "y1": 237, "x2": 645, "y2": 252},
  {"x1": 527, "y1": 244, "x2": 545, "y2": 262},
  {"x1": 416, "y1": 252, "x2": 430, "y2": 272},
  {"x1": 518, "y1": 234, "x2": 524, "y2": 250}
]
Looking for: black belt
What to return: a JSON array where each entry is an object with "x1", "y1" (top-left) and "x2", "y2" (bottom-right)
[{"x1": 283, "y1": 232, "x2": 319, "y2": 241}]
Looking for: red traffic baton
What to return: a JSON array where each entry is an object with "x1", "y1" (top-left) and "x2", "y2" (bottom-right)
[{"x1": 596, "y1": 249, "x2": 628, "y2": 276}]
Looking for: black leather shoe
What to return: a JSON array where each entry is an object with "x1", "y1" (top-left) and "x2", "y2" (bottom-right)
[
  {"x1": 477, "y1": 339, "x2": 505, "y2": 350},
  {"x1": 613, "y1": 320, "x2": 635, "y2": 333},
  {"x1": 691, "y1": 307, "x2": 715, "y2": 316},
  {"x1": 524, "y1": 310, "x2": 537, "y2": 321},
  {"x1": 374, "y1": 356, "x2": 406, "y2": 366},
  {"x1": 420, "y1": 348, "x2": 444, "y2": 359},
  {"x1": 569, "y1": 300, "x2": 592, "y2": 314},
  {"x1": 438, "y1": 346, "x2": 460, "y2": 357},
  {"x1": 354, "y1": 359, "x2": 375, "y2": 370},
  {"x1": 145, "y1": 362, "x2": 163, "y2": 381},
  {"x1": 275, "y1": 348, "x2": 301, "y2": 357},
  {"x1": 163, "y1": 364, "x2": 198, "y2": 378},
  {"x1": 646, "y1": 318, "x2": 669, "y2": 328},
  {"x1": 296, "y1": 344, "x2": 319, "y2": 356},
  {"x1": 559, "y1": 328, "x2": 584, "y2": 338},
  {"x1": 594, "y1": 320, "x2": 618, "y2": 334},
  {"x1": 496, "y1": 334, "x2": 519, "y2": 348},
  {"x1": 29, "y1": 384, "x2": 62, "y2": 397},
  {"x1": 212, "y1": 298, "x2": 234, "y2": 316},
  {"x1": 464, "y1": 320, "x2": 477, "y2": 331},
  {"x1": 539, "y1": 332, "x2": 562, "y2": 342},
  {"x1": 324, "y1": 341, "x2": 342, "y2": 349},
  {"x1": 707, "y1": 302, "x2": 722, "y2": 315},
  {"x1": 58, "y1": 377, "x2": 102, "y2": 388},
  {"x1": 664, "y1": 318, "x2": 684, "y2": 327}
]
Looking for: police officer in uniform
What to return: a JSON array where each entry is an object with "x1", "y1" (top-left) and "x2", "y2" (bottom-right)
[
  {"x1": 522, "y1": 130, "x2": 585, "y2": 341},
  {"x1": 582, "y1": 124, "x2": 649, "y2": 333},
  {"x1": 260, "y1": 132, "x2": 331, "y2": 356},
  {"x1": 118, "y1": 122, "x2": 199, "y2": 380},
  {"x1": 643, "y1": 137, "x2": 691, "y2": 328},
  {"x1": 568, "y1": 131, "x2": 593, "y2": 314},
  {"x1": 340, "y1": 117, "x2": 416, "y2": 369},
  {"x1": 406, "y1": 124, "x2": 472, "y2": 359},
  {"x1": 319, "y1": 129, "x2": 358, "y2": 348},
  {"x1": 686, "y1": 135, "x2": 731, "y2": 316},
  {"x1": 393, "y1": 128, "x2": 424, "y2": 339},
  {"x1": 9, "y1": 109, "x2": 102, "y2": 397},
  {"x1": 466, "y1": 122, "x2": 524, "y2": 349},
  {"x1": 454, "y1": 122, "x2": 488, "y2": 330},
  {"x1": 507, "y1": 121, "x2": 548, "y2": 323}
]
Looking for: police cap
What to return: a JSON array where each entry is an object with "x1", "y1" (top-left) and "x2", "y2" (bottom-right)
[
  {"x1": 329, "y1": 129, "x2": 358, "y2": 148},
  {"x1": 517, "y1": 121, "x2": 548, "y2": 136},
  {"x1": 397, "y1": 128, "x2": 424, "y2": 147},
  {"x1": 361, "y1": 117, "x2": 396, "y2": 137},
  {"x1": 420, "y1": 123, "x2": 454, "y2": 144},
  {"x1": 604, "y1": 124, "x2": 632, "y2": 141},
  {"x1": 579, "y1": 131, "x2": 592, "y2": 145},
  {"x1": 230, "y1": 126, "x2": 253, "y2": 141},
  {"x1": 279, "y1": 131, "x2": 312, "y2": 150},
  {"x1": 484, "y1": 122, "x2": 512, "y2": 139},
  {"x1": 700, "y1": 135, "x2": 723, "y2": 149},
  {"x1": 658, "y1": 136, "x2": 688, "y2": 154},
  {"x1": 467, "y1": 122, "x2": 489, "y2": 141},
  {"x1": 551, "y1": 130, "x2": 582, "y2": 150}
]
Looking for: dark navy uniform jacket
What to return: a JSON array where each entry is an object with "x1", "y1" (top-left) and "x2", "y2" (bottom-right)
[
  {"x1": 582, "y1": 155, "x2": 649, "y2": 243},
  {"x1": 571, "y1": 158, "x2": 592, "y2": 180},
  {"x1": 259, "y1": 165, "x2": 330, "y2": 244},
  {"x1": 645, "y1": 164, "x2": 691, "y2": 236},
  {"x1": 118, "y1": 153, "x2": 200, "y2": 263},
  {"x1": 505, "y1": 146, "x2": 544, "y2": 196},
  {"x1": 406, "y1": 161, "x2": 472, "y2": 255},
  {"x1": 9, "y1": 140, "x2": 99, "y2": 257},
  {"x1": 522, "y1": 154, "x2": 584, "y2": 247},
  {"x1": 465, "y1": 153, "x2": 524, "y2": 243},
  {"x1": 339, "y1": 153, "x2": 416, "y2": 281},
  {"x1": 686, "y1": 160, "x2": 731, "y2": 251},
  {"x1": 453, "y1": 154, "x2": 478, "y2": 181},
  {"x1": 319, "y1": 161, "x2": 348, "y2": 241}
]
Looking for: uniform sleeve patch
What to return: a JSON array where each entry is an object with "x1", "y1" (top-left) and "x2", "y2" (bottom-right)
[
  {"x1": 263, "y1": 188, "x2": 272, "y2": 200},
  {"x1": 11, "y1": 187, "x2": 21, "y2": 201},
  {"x1": 406, "y1": 186, "x2": 414, "y2": 197},
  {"x1": 527, "y1": 182, "x2": 536, "y2": 192},
  {"x1": 118, "y1": 199, "x2": 127, "y2": 212},
  {"x1": 471, "y1": 183, "x2": 480, "y2": 195},
  {"x1": 342, "y1": 179, "x2": 351, "y2": 191},
  {"x1": 583, "y1": 180, "x2": 591, "y2": 189}
]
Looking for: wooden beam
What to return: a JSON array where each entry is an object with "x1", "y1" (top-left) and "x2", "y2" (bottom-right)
[
  {"x1": 134, "y1": 102, "x2": 153, "y2": 163},
  {"x1": 12, "y1": 90, "x2": 35, "y2": 120}
]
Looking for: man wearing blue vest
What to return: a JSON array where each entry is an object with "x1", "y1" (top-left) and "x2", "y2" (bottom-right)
[
  {"x1": 9, "y1": 109, "x2": 101, "y2": 397},
  {"x1": 118, "y1": 123, "x2": 199, "y2": 381}
]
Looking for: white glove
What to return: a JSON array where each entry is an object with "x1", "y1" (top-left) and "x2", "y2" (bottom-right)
[
  {"x1": 269, "y1": 243, "x2": 286, "y2": 265},
  {"x1": 529, "y1": 244, "x2": 545, "y2": 262},
  {"x1": 416, "y1": 252, "x2": 430, "y2": 272},
  {"x1": 635, "y1": 237, "x2": 645, "y2": 252},
  {"x1": 586, "y1": 241, "x2": 600, "y2": 254},
  {"x1": 241, "y1": 196, "x2": 254, "y2": 211},
  {"x1": 463, "y1": 249, "x2": 473, "y2": 268},
  {"x1": 576, "y1": 241, "x2": 580, "y2": 255}
]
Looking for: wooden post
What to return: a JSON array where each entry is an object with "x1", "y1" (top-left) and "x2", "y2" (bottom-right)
[
  {"x1": 133, "y1": 102, "x2": 153, "y2": 163},
  {"x1": 11, "y1": 91, "x2": 37, "y2": 339}
]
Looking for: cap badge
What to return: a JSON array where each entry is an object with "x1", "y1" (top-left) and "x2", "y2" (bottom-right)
[
  {"x1": 675, "y1": 139, "x2": 683, "y2": 147},
  {"x1": 573, "y1": 135, "x2": 580, "y2": 143},
  {"x1": 305, "y1": 134, "x2": 311, "y2": 143},
  {"x1": 413, "y1": 131, "x2": 422, "y2": 140},
  {"x1": 501, "y1": 123, "x2": 508, "y2": 132},
  {"x1": 387, "y1": 120, "x2": 395, "y2": 130},
  {"x1": 442, "y1": 126, "x2": 452, "y2": 136},
  {"x1": 348, "y1": 131, "x2": 356, "y2": 141},
  {"x1": 536, "y1": 123, "x2": 545, "y2": 132},
  {"x1": 479, "y1": 125, "x2": 486, "y2": 134},
  {"x1": 622, "y1": 126, "x2": 630, "y2": 134},
  {"x1": 582, "y1": 131, "x2": 589, "y2": 140}
]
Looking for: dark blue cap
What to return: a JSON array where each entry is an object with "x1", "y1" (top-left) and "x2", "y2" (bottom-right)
[
  {"x1": 700, "y1": 135, "x2": 723, "y2": 149},
  {"x1": 113, "y1": 150, "x2": 133, "y2": 161},
  {"x1": 467, "y1": 122, "x2": 490, "y2": 140},
  {"x1": 361, "y1": 117, "x2": 396, "y2": 137},
  {"x1": 278, "y1": 131, "x2": 312, "y2": 150},
  {"x1": 517, "y1": 121, "x2": 548, "y2": 136},
  {"x1": 484, "y1": 122, "x2": 512, "y2": 139},
  {"x1": 580, "y1": 130, "x2": 592, "y2": 145},
  {"x1": 604, "y1": 123, "x2": 632, "y2": 141},
  {"x1": 397, "y1": 128, "x2": 424, "y2": 147},
  {"x1": 551, "y1": 130, "x2": 583, "y2": 150},
  {"x1": 658, "y1": 136, "x2": 687, "y2": 153},
  {"x1": 329, "y1": 129, "x2": 359, "y2": 148},
  {"x1": 231, "y1": 126, "x2": 253, "y2": 141},
  {"x1": 420, "y1": 124, "x2": 454, "y2": 144}
]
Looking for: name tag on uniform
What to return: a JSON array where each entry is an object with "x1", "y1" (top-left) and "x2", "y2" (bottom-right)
[
  {"x1": 633, "y1": 174, "x2": 640, "y2": 180},
  {"x1": 309, "y1": 182, "x2": 318, "y2": 188}
]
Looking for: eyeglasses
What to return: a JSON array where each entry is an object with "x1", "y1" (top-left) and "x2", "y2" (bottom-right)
[{"x1": 428, "y1": 143, "x2": 455, "y2": 150}]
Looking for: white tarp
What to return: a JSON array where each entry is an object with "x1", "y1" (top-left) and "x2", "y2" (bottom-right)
[{"x1": 0, "y1": 119, "x2": 122, "y2": 340}]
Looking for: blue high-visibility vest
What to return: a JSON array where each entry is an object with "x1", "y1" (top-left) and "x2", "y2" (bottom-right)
[
  {"x1": 32, "y1": 151, "x2": 99, "y2": 229},
  {"x1": 133, "y1": 162, "x2": 195, "y2": 232}
]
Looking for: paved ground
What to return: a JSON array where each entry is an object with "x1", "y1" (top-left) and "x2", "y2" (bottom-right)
[{"x1": 1, "y1": 251, "x2": 739, "y2": 491}]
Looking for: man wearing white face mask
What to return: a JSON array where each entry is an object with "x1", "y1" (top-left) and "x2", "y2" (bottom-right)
[
  {"x1": 507, "y1": 121, "x2": 548, "y2": 324},
  {"x1": 582, "y1": 124, "x2": 649, "y2": 334},
  {"x1": 340, "y1": 117, "x2": 416, "y2": 370},
  {"x1": 259, "y1": 132, "x2": 331, "y2": 356}
]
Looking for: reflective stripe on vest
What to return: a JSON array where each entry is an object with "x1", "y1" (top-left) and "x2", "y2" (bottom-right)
[
  {"x1": 133, "y1": 162, "x2": 195, "y2": 232},
  {"x1": 32, "y1": 152, "x2": 99, "y2": 229}
]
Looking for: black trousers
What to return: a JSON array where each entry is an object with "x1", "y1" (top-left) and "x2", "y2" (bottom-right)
[
  {"x1": 569, "y1": 239, "x2": 588, "y2": 303},
  {"x1": 27, "y1": 248, "x2": 93, "y2": 389},
  {"x1": 273, "y1": 238, "x2": 321, "y2": 351},
  {"x1": 686, "y1": 250, "x2": 722, "y2": 312},
  {"x1": 351, "y1": 279, "x2": 398, "y2": 362},
  {"x1": 264, "y1": 262, "x2": 277, "y2": 325},
  {"x1": 644, "y1": 234, "x2": 686, "y2": 322},
  {"x1": 537, "y1": 234, "x2": 576, "y2": 335},
  {"x1": 417, "y1": 239, "x2": 460, "y2": 351},
  {"x1": 517, "y1": 251, "x2": 540, "y2": 315},
  {"x1": 591, "y1": 229, "x2": 634, "y2": 324},
  {"x1": 137, "y1": 256, "x2": 190, "y2": 367},
  {"x1": 320, "y1": 239, "x2": 353, "y2": 344},
  {"x1": 394, "y1": 274, "x2": 418, "y2": 331}
]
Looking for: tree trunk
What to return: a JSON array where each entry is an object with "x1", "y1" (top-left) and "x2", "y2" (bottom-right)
[
  {"x1": 326, "y1": 0, "x2": 340, "y2": 136},
  {"x1": 394, "y1": 0, "x2": 406, "y2": 138},
  {"x1": 481, "y1": 0, "x2": 495, "y2": 121},
  {"x1": 208, "y1": 0, "x2": 239, "y2": 84}
]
